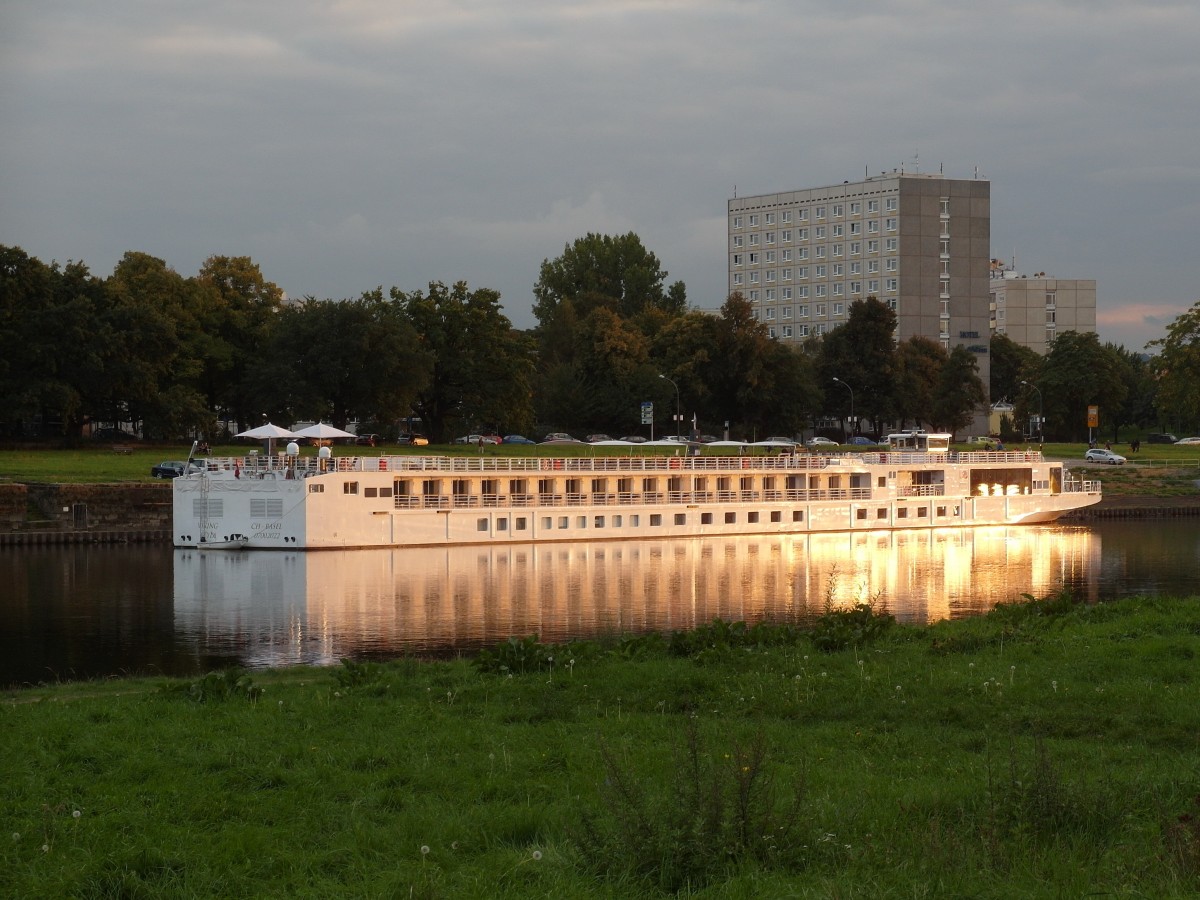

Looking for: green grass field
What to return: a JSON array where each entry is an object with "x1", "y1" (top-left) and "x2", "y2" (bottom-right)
[{"x1": 3, "y1": 594, "x2": 1199, "y2": 897}]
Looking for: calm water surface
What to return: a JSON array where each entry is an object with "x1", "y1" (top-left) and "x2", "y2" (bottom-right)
[{"x1": 3, "y1": 520, "x2": 1199, "y2": 686}]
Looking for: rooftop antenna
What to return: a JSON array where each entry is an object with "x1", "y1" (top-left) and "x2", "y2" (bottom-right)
[{"x1": 733, "y1": 184, "x2": 737, "y2": 199}]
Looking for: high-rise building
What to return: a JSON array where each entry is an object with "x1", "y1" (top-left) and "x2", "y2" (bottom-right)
[
  {"x1": 989, "y1": 261, "x2": 1096, "y2": 354},
  {"x1": 728, "y1": 171, "x2": 992, "y2": 430}
]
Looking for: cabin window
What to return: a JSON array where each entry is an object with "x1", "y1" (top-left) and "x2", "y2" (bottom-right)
[
  {"x1": 594, "y1": 516, "x2": 605, "y2": 528},
  {"x1": 344, "y1": 482, "x2": 359, "y2": 494},
  {"x1": 515, "y1": 517, "x2": 527, "y2": 530},
  {"x1": 917, "y1": 507, "x2": 927, "y2": 517},
  {"x1": 748, "y1": 512, "x2": 759, "y2": 523},
  {"x1": 379, "y1": 487, "x2": 392, "y2": 497},
  {"x1": 308, "y1": 484, "x2": 324, "y2": 493},
  {"x1": 763, "y1": 476, "x2": 776, "y2": 490},
  {"x1": 591, "y1": 478, "x2": 607, "y2": 494},
  {"x1": 792, "y1": 511, "x2": 804, "y2": 522},
  {"x1": 453, "y1": 479, "x2": 471, "y2": 495},
  {"x1": 936, "y1": 506, "x2": 947, "y2": 517},
  {"x1": 476, "y1": 518, "x2": 488, "y2": 531},
  {"x1": 650, "y1": 514, "x2": 662, "y2": 526},
  {"x1": 365, "y1": 487, "x2": 378, "y2": 497},
  {"x1": 856, "y1": 508, "x2": 867, "y2": 520},
  {"x1": 558, "y1": 517, "x2": 569, "y2": 528},
  {"x1": 717, "y1": 476, "x2": 731, "y2": 491},
  {"x1": 701, "y1": 512, "x2": 713, "y2": 524},
  {"x1": 541, "y1": 517, "x2": 552, "y2": 529},
  {"x1": 613, "y1": 515, "x2": 623, "y2": 527},
  {"x1": 496, "y1": 519, "x2": 508, "y2": 531},
  {"x1": 674, "y1": 513, "x2": 687, "y2": 525},
  {"x1": 878, "y1": 476, "x2": 887, "y2": 487},
  {"x1": 617, "y1": 478, "x2": 632, "y2": 494},
  {"x1": 393, "y1": 479, "x2": 410, "y2": 495},
  {"x1": 631, "y1": 515, "x2": 640, "y2": 526},
  {"x1": 577, "y1": 516, "x2": 587, "y2": 528},
  {"x1": 770, "y1": 511, "x2": 781, "y2": 523},
  {"x1": 643, "y1": 478, "x2": 658, "y2": 492},
  {"x1": 421, "y1": 479, "x2": 439, "y2": 496},
  {"x1": 538, "y1": 479, "x2": 554, "y2": 495},
  {"x1": 897, "y1": 507, "x2": 908, "y2": 518},
  {"x1": 877, "y1": 508, "x2": 887, "y2": 519}
]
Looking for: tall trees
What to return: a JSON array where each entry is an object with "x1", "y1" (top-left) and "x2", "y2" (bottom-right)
[
  {"x1": 1040, "y1": 331, "x2": 1127, "y2": 441},
  {"x1": 1150, "y1": 298, "x2": 1200, "y2": 431},
  {"x1": 989, "y1": 333, "x2": 1041, "y2": 404},
  {"x1": 393, "y1": 281, "x2": 533, "y2": 442},
  {"x1": 930, "y1": 346, "x2": 987, "y2": 436},
  {"x1": 817, "y1": 297, "x2": 899, "y2": 434}
]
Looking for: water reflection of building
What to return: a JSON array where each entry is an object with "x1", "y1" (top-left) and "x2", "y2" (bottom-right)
[{"x1": 173, "y1": 526, "x2": 1100, "y2": 670}]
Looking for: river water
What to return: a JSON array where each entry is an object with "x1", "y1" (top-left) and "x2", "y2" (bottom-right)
[{"x1": 3, "y1": 520, "x2": 1199, "y2": 687}]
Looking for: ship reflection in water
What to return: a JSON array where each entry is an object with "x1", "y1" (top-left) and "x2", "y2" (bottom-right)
[{"x1": 173, "y1": 526, "x2": 1100, "y2": 670}]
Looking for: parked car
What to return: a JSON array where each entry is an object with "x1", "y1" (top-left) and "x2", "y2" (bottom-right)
[
  {"x1": 1174, "y1": 436, "x2": 1200, "y2": 445},
  {"x1": 586, "y1": 434, "x2": 613, "y2": 443},
  {"x1": 619, "y1": 435, "x2": 648, "y2": 443},
  {"x1": 1084, "y1": 448, "x2": 1127, "y2": 465},
  {"x1": 540, "y1": 433, "x2": 581, "y2": 443},
  {"x1": 151, "y1": 461, "x2": 198, "y2": 479},
  {"x1": 698, "y1": 434, "x2": 720, "y2": 443},
  {"x1": 761, "y1": 436, "x2": 798, "y2": 445},
  {"x1": 397, "y1": 433, "x2": 429, "y2": 446},
  {"x1": 355, "y1": 433, "x2": 379, "y2": 447},
  {"x1": 966, "y1": 435, "x2": 1000, "y2": 449},
  {"x1": 1146, "y1": 433, "x2": 1178, "y2": 444},
  {"x1": 502, "y1": 434, "x2": 535, "y2": 444},
  {"x1": 454, "y1": 434, "x2": 500, "y2": 445},
  {"x1": 847, "y1": 436, "x2": 876, "y2": 446},
  {"x1": 807, "y1": 436, "x2": 839, "y2": 448}
]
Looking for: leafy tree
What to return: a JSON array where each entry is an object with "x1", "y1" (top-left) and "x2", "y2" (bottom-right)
[
  {"x1": 1106, "y1": 343, "x2": 1156, "y2": 442},
  {"x1": 194, "y1": 256, "x2": 286, "y2": 432},
  {"x1": 989, "y1": 333, "x2": 1041, "y2": 404},
  {"x1": 894, "y1": 337, "x2": 947, "y2": 432},
  {"x1": 1040, "y1": 331, "x2": 1127, "y2": 441},
  {"x1": 533, "y1": 233, "x2": 687, "y2": 342},
  {"x1": 817, "y1": 297, "x2": 898, "y2": 434},
  {"x1": 394, "y1": 281, "x2": 533, "y2": 442},
  {"x1": 1149, "y1": 299, "x2": 1200, "y2": 432},
  {"x1": 262, "y1": 293, "x2": 429, "y2": 430},
  {"x1": 930, "y1": 346, "x2": 987, "y2": 436}
]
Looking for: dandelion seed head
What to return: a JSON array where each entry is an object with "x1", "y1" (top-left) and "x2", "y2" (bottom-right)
[
  {"x1": 532, "y1": 850, "x2": 543, "y2": 861},
  {"x1": 11, "y1": 833, "x2": 18, "y2": 842},
  {"x1": 420, "y1": 845, "x2": 430, "y2": 855},
  {"x1": 72, "y1": 810, "x2": 81, "y2": 819},
  {"x1": 42, "y1": 844, "x2": 49, "y2": 853}
]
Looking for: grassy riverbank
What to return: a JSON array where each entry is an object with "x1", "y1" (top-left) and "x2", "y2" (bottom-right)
[{"x1": 4, "y1": 593, "x2": 1199, "y2": 897}]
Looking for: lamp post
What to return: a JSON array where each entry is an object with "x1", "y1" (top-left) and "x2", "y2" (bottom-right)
[
  {"x1": 832, "y1": 377, "x2": 855, "y2": 442},
  {"x1": 1020, "y1": 380, "x2": 1043, "y2": 443},
  {"x1": 659, "y1": 374, "x2": 681, "y2": 439}
]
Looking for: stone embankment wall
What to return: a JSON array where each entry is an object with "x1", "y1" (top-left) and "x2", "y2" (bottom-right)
[{"x1": 0, "y1": 483, "x2": 171, "y2": 546}]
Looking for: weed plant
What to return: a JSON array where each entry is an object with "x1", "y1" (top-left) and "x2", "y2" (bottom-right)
[{"x1": 3, "y1": 591, "x2": 1199, "y2": 897}]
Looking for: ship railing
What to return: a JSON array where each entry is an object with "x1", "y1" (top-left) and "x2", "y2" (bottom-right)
[
  {"x1": 480, "y1": 494, "x2": 502, "y2": 507},
  {"x1": 452, "y1": 495, "x2": 480, "y2": 508},
  {"x1": 899, "y1": 485, "x2": 946, "y2": 497},
  {"x1": 393, "y1": 496, "x2": 422, "y2": 509},
  {"x1": 952, "y1": 450, "x2": 1044, "y2": 464},
  {"x1": 565, "y1": 493, "x2": 588, "y2": 506},
  {"x1": 422, "y1": 496, "x2": 450, "y2": 509},
  {"x1": 1064, "y1": 479, "x2": 1101, "y2": 493},
  {"x1": 509, "y1": 493, "x2": 535, "y2": 507}
]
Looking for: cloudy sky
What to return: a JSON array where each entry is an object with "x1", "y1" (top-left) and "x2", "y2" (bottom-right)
[{"x1": 3, "y1": 1, "x2": 1198, "y2": 351}]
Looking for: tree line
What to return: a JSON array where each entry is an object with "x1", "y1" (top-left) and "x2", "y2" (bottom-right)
[{"x1": 2, "y1": 236, "x2": 1195, "y2": 444}]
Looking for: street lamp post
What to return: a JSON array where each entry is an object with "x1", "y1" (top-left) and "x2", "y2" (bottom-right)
[
  {"x1": 1020, "y1": 380, "x2": 1043, "y2": 443},
  {"x1": 832, "y1": 377, "x2": 855, "y2": 442},
  {"x1": 659, "y1": 374, "x2": 681, "y2": 439}
]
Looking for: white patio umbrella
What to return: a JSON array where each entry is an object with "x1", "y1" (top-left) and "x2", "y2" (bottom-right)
[
  {"x1": 235, "y1": 422, "x2": 301, "y2": 458},
  {"x1": 291, "y1": 423, "x2": 356, "y2": 441}
]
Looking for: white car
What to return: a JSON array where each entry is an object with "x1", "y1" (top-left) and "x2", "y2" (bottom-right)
[
  {"x1": 1174, "y1": 436, "x2": 1200, "y2": 445},
  {"x1": 807, "y1": 436, "x2": 839, "y2": 448},
  {"x1": 1084, "y1": 448, "x2": 1126, "y2": 465}
]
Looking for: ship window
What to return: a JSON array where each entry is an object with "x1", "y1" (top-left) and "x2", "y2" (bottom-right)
[
  {"x1": 496, "y1": 519, "x2": 508, "y2": 531},
  {"x1": 770, "y1": 511, "x2": 781, "y2": 523},
  {"x1": 558, "y1": 517, "x2": 569, "y2": 528},
  {"x1": 577, "y1": 516, "x2": 587, "y2": 528},
  {"x1": 308, "y1": 484, "x2": 324, "y2": 493},
  {"x1": 365, "y1": 487, "x2": 378, "y2": 497},
  {"x1": 631, "y1": 515, "x2": 639, "y2": 526},
  {"x1": 937, "y1": 506, "x2": 947, "y2": 516},
  {"x1": 541, "y1": 517, "x2": 552, "y2": 529},
  {"x1": 476, "y1": 518, "x2": 487, "y2": 531},
  {"x1": 897, "y1": 507, "x2": 908, "y2": 518},
  {"x1": 878, "y1": 476, "x2": 887, "y2": 487},
  {"x1": 515, "y1": 517, "x2": 527, "y2": 530},
  {"x1": 613, "y1": 515, "x2": 623, "y2": 527},
  {"x1": 725, "y1": 512, "x2": 736, "y2": 524},
  {"x1": 674, "y1": 513, "x2": 687, "y2": 525},
  {"x1": 379, "y1": 487, "x2": 392, "y2": 497},
  {"x1": 701, "y1": 512, "x2": 713, "y2": 524},
  {"x1": 748, "y1": 512, "x2": 759, "y2": 523},
  {"x1": 792, "y1": 511, "x2": 804, "y2": 522},
  {"x1": 650, "y1": 514, "x2": 662, "y2": 526},
  {"x1": 856, "y1": 508, "x2": 867, "y2": 520},
  {"x1": 344, "y1": 482, "x2": 358, "y2": 494},
  {"x1": 594, "y1": 516, "x2": 605, "y2": 528},
  {"x1": 877, "y1": 508, "x2": 887, "y2": 519},
  {"x1": 918, "y1": 508, "x2": 927, "y2": 517}
]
